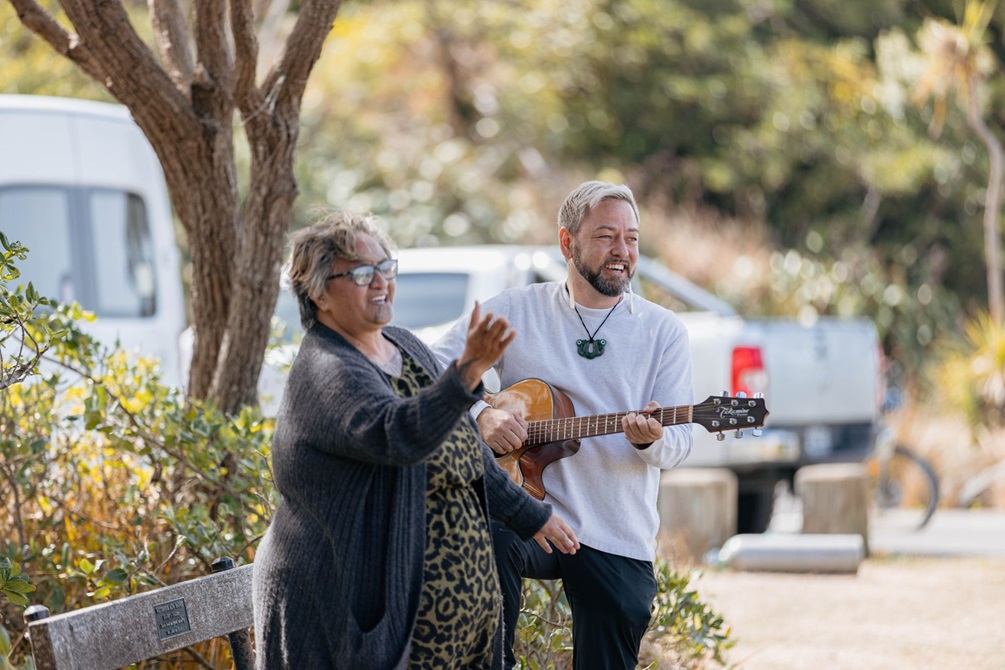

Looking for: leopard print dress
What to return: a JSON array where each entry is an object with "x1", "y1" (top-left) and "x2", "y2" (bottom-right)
[{"x1": 388, "y1": 349, "x2": 501, "y2": 669}]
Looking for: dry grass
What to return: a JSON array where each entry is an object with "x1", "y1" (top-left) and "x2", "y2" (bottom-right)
[{"x1": 644, "y1": 206, "x2": 778, "y2": 312}]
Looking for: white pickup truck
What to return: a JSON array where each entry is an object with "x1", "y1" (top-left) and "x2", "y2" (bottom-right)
[{"x1": 348, "y1": 245, "x2": 882, "y2": 533}]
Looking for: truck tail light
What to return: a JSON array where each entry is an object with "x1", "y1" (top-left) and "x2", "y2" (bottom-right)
[{"x1": 731, "y1": 346, "x2": 766, "y2": 397}]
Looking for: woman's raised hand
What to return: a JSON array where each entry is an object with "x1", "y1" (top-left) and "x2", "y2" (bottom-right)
[{"x1": 455, "y1": 302, "x2": 515, "y2": 391}]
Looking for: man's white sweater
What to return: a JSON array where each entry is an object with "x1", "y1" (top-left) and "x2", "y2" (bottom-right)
[{"x1": 432, "y1": 281, "x2": 694, "y2": 561}]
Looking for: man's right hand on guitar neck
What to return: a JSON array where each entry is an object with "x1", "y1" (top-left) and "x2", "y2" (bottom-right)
[{"x1": 476, "y1": 407, "x2": 528, "y2": 455}]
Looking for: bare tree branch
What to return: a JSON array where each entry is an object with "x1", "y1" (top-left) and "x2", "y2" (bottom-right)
[
  {"x1": 259, "y1": 0, "x2": 342, "y2": 117},
  {"x1": 148, "y1": 0, "x2": 195, "y2": 93},
  {"x1": 231, "y1": 0, "x2": 264, "y2": 114},
  {"x1": 57, "y1": 1, "x2": 191, "y2": 125},
  {"x1": 8, "y1": 0, "x2": 106, "y2": 82},
  {"x1": 965, "y1": 72, "x2": 1005, "y2": 323},
  {"x1": 193, "y1": 0, "x2": 233, "y2": 99}
]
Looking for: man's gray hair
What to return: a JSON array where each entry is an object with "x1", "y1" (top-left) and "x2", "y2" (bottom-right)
[
  {"x1": 286, "y1": 211, "x2": 395, "y2": 329},
  {"x1": 557, "y1": 181, "x2": 640, "y2": 235}
]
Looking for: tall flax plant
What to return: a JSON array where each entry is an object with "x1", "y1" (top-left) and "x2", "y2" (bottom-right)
[
  {"x1": 960, "y1": 312, "x2": 1005, "y2": 430},
  {"x1": 936, "y1": 311, "x2": 1005, "y2": 437},
  {"x1": 915, "y1": 0, "x2": 1004, "y2": 323}
]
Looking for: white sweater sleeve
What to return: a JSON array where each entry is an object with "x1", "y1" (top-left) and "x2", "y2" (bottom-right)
[{"x1": 629, "y1": 324, "x2": 694, "y2": 470}]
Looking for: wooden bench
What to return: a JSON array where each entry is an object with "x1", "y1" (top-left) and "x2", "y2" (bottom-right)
[{"x1": 23, "y1": 558, "x2": 254, "y2": 670}]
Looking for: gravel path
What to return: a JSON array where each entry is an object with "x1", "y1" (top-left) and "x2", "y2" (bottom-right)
[{"x1": 695, "y1": 556, "x2": 1005, "y2": 670}]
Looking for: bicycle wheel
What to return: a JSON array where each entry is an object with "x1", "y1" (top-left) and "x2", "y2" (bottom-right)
[{"x1": 872, "y1": 445, "x2": 940, "y2": 531}]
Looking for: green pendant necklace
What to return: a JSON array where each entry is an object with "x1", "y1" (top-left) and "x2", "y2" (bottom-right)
[{"x1": 574, "y1": 299, "x2": 621, "y2": 359}]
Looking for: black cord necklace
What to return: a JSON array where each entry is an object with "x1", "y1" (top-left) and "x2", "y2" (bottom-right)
[{"x1": 573, "y1": 297, "x2": 621, "y2": 359}]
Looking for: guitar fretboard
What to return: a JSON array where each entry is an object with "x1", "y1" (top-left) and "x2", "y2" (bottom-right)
[{"x1": 524, "y1": 405, "x2": 692, "y2": 445}]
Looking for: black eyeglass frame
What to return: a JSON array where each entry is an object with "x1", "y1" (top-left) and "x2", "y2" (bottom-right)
[{"x1": 326, "y1": 258, "x2": 398, "y2": 286}]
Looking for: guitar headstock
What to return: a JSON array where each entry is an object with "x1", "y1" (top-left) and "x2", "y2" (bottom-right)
[{"x1": 693, "y1": 395, "x2": 769, "y2": 433}]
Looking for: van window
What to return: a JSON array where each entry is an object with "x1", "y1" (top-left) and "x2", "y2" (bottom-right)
[
  {"x1": 0, "y1": 187, "x2": 76, "y2": 303},
  {"x1": 0, "y1": 186, "x2": 157, "y2": 317},
  {"x1": 90, "y1": 191, "x2": 156, "y2": 317}
]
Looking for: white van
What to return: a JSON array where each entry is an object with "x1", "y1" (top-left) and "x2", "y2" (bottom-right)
[{"x1": 0, "y1": 95, "x2": 186, "y2": 385}]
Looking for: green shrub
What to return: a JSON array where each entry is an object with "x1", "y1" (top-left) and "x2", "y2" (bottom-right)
[
  {"x1": 513, "y1": 560, "x2": 733, "y2": 669},
  {"x1": 0, "y1": 342, "x2": 275, "y2": 667}
]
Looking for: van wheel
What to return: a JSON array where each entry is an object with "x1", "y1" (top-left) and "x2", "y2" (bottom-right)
[{"x1": 737, "y1": 489, "x2": 775, "y2": 534}]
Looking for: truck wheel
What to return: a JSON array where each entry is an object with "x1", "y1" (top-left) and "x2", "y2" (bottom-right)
[{"x1": 737, "y1": 489, "x2": 775, "y2": 534}]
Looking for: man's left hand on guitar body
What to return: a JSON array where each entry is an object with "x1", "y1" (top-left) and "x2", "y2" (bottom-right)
[
  {"x1": 623, "y1": 401, "x2": 663, "y2": 449},
  {"x1": 476, "y1": 407, "x2": 528, "y2": 455}
]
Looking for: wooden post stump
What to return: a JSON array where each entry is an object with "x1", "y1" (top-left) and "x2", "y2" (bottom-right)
[
  {"x1": 795, "y1": 463, "x2": 869, "y2": 556},
  {"x1": 657, "y1": 468, "x2": 737, "y2": 563}
]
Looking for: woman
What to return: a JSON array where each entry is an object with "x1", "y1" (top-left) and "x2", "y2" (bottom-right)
[{"x1": 252, "y1": 211, "x2": 578, "y2": 669}]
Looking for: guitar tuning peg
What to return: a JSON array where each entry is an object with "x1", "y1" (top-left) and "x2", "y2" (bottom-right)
[
  {"x1": 754, "y1": 392, "x2": 764, "y2": 399},
  {"x1": 736, "y1": 391, "x2": 747, "y2": 398},
  {"x1": 752, "y1": 428, "x2": 763, "y2": 437},
  {"x1": 716, "y1": 432, "x2": 726, "y2": 441},
  {"x1": 735, "y1": 429, "x2": 744, "y2": 439},
  {"x1": 721, "y1": 390, "x2": 729, "y2": 397}
]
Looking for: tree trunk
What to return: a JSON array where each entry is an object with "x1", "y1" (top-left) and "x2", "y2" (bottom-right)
[
  {"x1": 9, "y1": 0, "x2": 344, "y2": 414},
  {"x1": 967, "y1": 73, "x2": 1005, "y2": 324},
  {"x1": 209, "y1": 113, "x2": 300, "y2": 411}
]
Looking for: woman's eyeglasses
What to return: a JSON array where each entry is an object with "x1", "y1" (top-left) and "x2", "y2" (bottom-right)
[{"x1": 327, "y1": 258, "x2": 398, "y2": 286}]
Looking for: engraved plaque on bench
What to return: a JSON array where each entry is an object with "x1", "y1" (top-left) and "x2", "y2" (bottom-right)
[{"x1": 154, "y1": 598, "x2": 192, "y2": 640}]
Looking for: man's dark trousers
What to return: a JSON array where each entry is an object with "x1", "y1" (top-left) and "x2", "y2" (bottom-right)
[{"x1": 491, "y1": 521, "x2": 657, "y2": 670}]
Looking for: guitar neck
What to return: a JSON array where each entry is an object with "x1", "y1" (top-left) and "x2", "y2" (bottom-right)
[{"x1": 525, "y1": 405, "x2": 693, "y2": 445}]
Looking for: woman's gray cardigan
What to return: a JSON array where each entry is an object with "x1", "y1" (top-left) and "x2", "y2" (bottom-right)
[{"x1": 252, "y1": 323, "x2": 552, "y2": 669}]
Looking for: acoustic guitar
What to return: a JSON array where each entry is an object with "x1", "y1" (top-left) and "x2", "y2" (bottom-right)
[{"x1": 485, "y1": 378, "x2": 769, "y2": 500}]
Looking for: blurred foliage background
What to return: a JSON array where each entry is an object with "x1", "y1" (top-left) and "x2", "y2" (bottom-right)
[{"x1": 2, "y1": 0, "x2": 1003, "y2": 397}]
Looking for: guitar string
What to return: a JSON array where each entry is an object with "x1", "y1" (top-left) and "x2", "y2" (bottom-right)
[
  {"x1": 526, "y1": 405, "x2": 686, "y2": 442},
  {"x1": 524, "y1": 403, "x2": 763, "y2": 443}
]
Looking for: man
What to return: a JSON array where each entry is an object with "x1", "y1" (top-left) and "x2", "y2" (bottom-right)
[{"x1": 432, "y1": 180, "x2": 694, "y2": 669}]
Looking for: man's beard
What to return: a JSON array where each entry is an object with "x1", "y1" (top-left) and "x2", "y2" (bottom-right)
[{"x1": 572, "y1": 250, "x2": 632, "y2": 297}]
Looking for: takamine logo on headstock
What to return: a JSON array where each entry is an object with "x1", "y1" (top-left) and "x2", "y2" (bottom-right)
[{"x1": 692, "y1": 394, "x2": 769, "y2": 438}]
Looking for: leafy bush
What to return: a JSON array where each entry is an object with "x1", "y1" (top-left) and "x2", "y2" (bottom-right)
[
  {"x1": 513, "y1": 560, "x2": 733, "y2": 669},
  {"x1": 0, "y1": 232, "x2": 88, "y2": 392},
  {"x1": 0, "y1": 559, "x2": 33, "y2": 609},
  {"x1": 0, "y1": 337, "x2": 275, "y2": 667}
]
